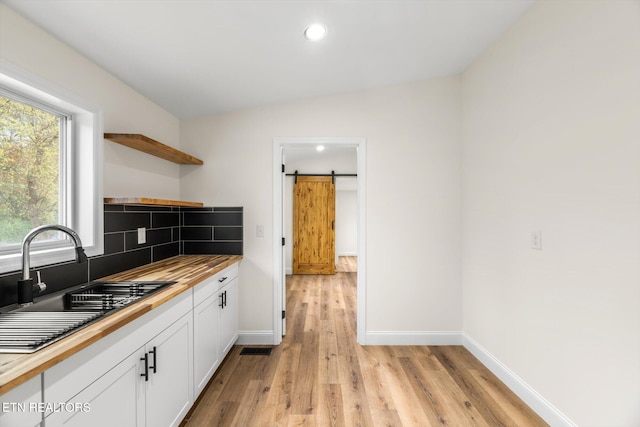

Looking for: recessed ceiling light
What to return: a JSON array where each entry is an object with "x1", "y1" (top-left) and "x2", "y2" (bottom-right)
[
  {"x1": 304, "y1": 24, "x2": 327, "y2": 41},
  {"x1": 316, "y1": 145, "x2": 325, "y2": 152}
]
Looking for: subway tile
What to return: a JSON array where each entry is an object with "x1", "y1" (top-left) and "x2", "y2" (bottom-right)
[
  {"x1": 152, "y1": 212, "x2": 179, "y2": 228},
  {"x1": 89, "y1": 249, "x2": 151, "y2": 280},
  {"x1": 183, "y1": 212, "x2": 243, "y2": 226},
  {"x1": 104, "y1": 233, "x2": 125, "y2": 254},
  {"x1": 183, "y1": 241, "x2": 243, "y2": 255},
  {"x1": 214, "y1": 227, "x2": 243, "y2": 241},
  {"x1": 105, "y1": 211, "x2": 151, "y2": 233},
  {"x1": 181, "y1": 227, "x2": 213, "y2": 241},
  {"x1": 104, "y1": 204, "x2": 124, "y2": 212},
  {"x1": 153, "y1": 242, "x2": 180, "y2": 262}
]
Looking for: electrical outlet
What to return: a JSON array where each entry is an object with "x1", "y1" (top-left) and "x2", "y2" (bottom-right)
[
  {"x1": 531, "y1": 230, "x2": 542, "y2": 250},
  {"x1": 138, "y1": 227, "x2": 146, "y2": 244}
]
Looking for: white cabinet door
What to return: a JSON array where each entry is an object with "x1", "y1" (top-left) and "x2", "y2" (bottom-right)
[
  {"x1": 193, "y1": 292, "x2": 220, "y2": 396},
  {"x1": 144, "y1": 312, "x2": 193, "y2": 427},
  {"x1": 219, "y1": 276, "x2": 239, "y2": 357},
  {"x1": 0, "y1": 375, "x2": 42, "y2": 427},
  {"x1": 46, "y1": 350, "x2": 145, "y2": 427}
]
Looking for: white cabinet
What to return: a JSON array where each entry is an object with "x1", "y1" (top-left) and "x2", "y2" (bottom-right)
[
  {"x1": 15, "y1": 260, "x2": 240, "y2": 427},
  {"x1": 193, "y1": 291, "x2": 220, "y2": 395},
  {"x1": 47, "y1": 350, "x2": 145, "y2": 427},
  {"x1": 44, "y1": 291, "x2": 193, "y2": 427},
  {"x1": 144, "y1": 313, "x2": 192, "y2": 427},
  {"x1": 0, "y1": 375, "x2": 42, "y2": 427},
  {"x1": 46, "y1": 311, "x2": 192, "y2": 427},
  {"x1": 192, "y1": 264, "x2": 239, "y2": 396},
  {"x1": 219, "y1": 276, "x2": 239, "y2": 356}
]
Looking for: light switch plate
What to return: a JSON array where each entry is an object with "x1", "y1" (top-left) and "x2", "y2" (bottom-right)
[
  {"x1": 256, "y1": 225, "x2": 264, "y2": 238},
  {"x1": 138, "y1": 227, "x2": 146, "y2": 244},
  {"x1": 531, "y1": 230, "x2": 542, "y2": 250}
]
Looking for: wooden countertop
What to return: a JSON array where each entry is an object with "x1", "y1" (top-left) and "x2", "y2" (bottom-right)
[{"x1": 0, "y1": 255, "x2": 242, "y2": 395}]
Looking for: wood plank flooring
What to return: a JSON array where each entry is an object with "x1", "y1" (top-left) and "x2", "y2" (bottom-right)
[{"x1": 181, "y1": 257, "x2": 548, "y2": 427}]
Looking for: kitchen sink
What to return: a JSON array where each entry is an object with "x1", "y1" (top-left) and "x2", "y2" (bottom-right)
[
  {"x1": 0, "y1": 311, "x2": 103, "y2": 353},
  {"x1": 0, "y1": 280, "x2": 176, "y2": 353}
]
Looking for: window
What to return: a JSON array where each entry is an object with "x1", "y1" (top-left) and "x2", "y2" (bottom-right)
[
  {"x1": 0, "y1": 91, "x2": 69, "y2": 249},
  {"x1": 0, "y1": 61, "x2": 103, "y2": 273}
]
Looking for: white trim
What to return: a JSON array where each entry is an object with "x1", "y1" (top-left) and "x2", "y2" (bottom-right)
[
  {"x1": 236, "y1": 331, "x2": 276, "y2": 345},
  {"x1": 462, "y1": 333, "x2": 577, "y2": 427},
  {"x1": 273, "y1": 137, "x2": 367, "y2": 345},
  {"x1": 0, "y1": 60, "x2": 103, "y2": 274},
  {"x1": 366, "y1": 331, "x2": 463, "y2": 346}
]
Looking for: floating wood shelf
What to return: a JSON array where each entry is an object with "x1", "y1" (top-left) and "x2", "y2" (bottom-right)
[
  {"x1": 104, "y1": 133, "x2": 203, "y2": 165},
  {"x1": 104, "y1": 197, "x2": 204, "y2": 208}
]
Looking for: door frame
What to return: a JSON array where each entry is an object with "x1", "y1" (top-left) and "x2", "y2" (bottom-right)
[{"x1": 272, "y1": 137, "x2": 366, "y2": 345}]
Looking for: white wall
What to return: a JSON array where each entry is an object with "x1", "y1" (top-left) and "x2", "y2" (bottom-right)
[
  {"x1": 336, "y1": 190, "x2": 357, "y2": 257},
  {"x1": 461, "y1": 1, "x2": 640, "y2": 426},
  {"x1": 180, "y1": 77, "x2": 463, "y2": 336},
  {"x1": 0, "y1": 4, "x2": 182, "y2": 201}
]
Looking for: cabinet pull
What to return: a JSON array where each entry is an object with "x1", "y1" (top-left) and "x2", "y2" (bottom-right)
[
  {"x1": 149, "y1": 346, "x2": 157, "y2": 374},
  {"x1": 219, "y1": 292, "x2": 224, "y2": 308},
  {"x1": 140, "y1": 353, "x2": 149, "y2": 381},
  {"x1": 218, "y1": 276, "x2": 228, "y2": 283},
  {"x1": 223, "y1": 290, "x2": 227, "y2": 308}
]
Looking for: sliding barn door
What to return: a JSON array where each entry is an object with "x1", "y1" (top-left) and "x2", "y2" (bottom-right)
[{"x1": 293, "y1": 176, "x2": 335, "y2": 275}]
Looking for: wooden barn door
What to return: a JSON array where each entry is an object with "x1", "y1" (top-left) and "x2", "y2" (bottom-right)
[{"x1": 293, "y1": 176, "x2": 336, "y2": 275}]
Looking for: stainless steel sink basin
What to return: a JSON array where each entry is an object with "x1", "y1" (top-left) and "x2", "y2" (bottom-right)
[
  {"x1": 0, "y1": 311, "x2": 102, "y2": 353},
  {"x1": 0, "y1": 280, "x2": 176, "y2": 353}
]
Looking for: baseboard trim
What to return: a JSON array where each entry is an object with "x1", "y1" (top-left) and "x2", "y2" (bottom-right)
[
  {"x1": 462, "y1": 333, "x2": 577, "y2": 427},
  {"x1": 365, "y1": 331, "x2": 463, "y2": 346},
  {"x1": 237, "y1": 330, "x2": 275, "y2": 345}
]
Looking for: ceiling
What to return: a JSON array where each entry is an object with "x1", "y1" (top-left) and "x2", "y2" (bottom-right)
[{"x1": 4, "y1": 0, "x2": 534, "y2": 119}]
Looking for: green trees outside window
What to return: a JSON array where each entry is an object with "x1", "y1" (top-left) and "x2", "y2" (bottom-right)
[{"x1": 0, "y1": 94, "x2": 61, "y2": 246}]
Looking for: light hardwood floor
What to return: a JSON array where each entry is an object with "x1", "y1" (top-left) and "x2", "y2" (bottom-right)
[{"x1": 181, "y1": 257, "x2": 548, "y2": 426}]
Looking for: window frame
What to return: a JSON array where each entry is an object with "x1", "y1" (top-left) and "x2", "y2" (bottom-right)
[
  {"x1": 0, "y1": 87, "x2": 71, "y2": 254},
  {"x1": 0, "y1": 60, "x2": 103, "y2": 274}
]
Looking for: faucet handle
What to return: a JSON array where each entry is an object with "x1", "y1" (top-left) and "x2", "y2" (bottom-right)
[{"x1": 34, "y1": 271, "x2": 47, "y2": 293}]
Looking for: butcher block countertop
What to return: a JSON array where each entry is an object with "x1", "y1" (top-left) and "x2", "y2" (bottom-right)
[{"x1": 0, "y1": 254, "x2": 242, "y2": 395}]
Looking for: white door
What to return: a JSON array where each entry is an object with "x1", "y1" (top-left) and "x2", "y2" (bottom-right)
[
  {"x1": 145, "y1": 313, "x2": 193, "y2": 427},
  {"x1": 219, "y1": 277, "x2": 239, "y2": 355},
  {"x1": 193, "y1": 292, "x2": 221, "y2": 395},
  {"x1": 47, "y1": 350, "x2": 145, "y2": 427}
]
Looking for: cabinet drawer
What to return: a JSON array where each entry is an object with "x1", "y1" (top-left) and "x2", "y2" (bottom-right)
[{"x1": 193, "y1": 264, "x2": 238, "y2": 306}]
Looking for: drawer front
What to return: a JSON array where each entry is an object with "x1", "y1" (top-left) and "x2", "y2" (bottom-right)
[{"x1": 193, "y1": 264, "x2": 238, "y2": 307}]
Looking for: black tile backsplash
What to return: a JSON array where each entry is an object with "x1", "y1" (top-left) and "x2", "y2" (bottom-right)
[
  {"x1": 182, "y1": 211, "x2": 243, "y2": 227},
  {"x1": 182, "y1": 241, "x2": 244, "y2": 256},
  {"x1": 105, "y1": 211, "x2": 151, "y2": 233},
  {"x1": 89, "y1": 248, "x2": 152, "y2": 281},
  {"x1": 214, "y1": 226, "x2": 243, "y2": 241},
  {"x1": 0, "y1": 204, "x2": 243, "y2": 308},
  {"x1": 181, "y1": 226, "x2": 213, "y2": 241},
  {"x1": 181, "y1": 207, "x2": 243, "y2": 256}
]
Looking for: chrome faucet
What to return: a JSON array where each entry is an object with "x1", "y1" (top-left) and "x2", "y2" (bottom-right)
[{"x1": 19, "y1": 224, "x2": 88, "y2": 305}]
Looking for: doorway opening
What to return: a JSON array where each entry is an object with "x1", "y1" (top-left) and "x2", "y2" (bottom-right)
[{"x1": 272, "y1": 137, "x2": 366, "y2": 345}]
